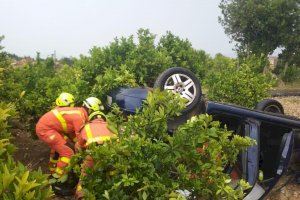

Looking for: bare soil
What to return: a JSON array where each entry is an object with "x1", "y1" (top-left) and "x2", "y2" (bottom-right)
[
  {"x1": 11, "y1": 122, "x2": 75, "y2": 200},
  {"x1": 11, "y1": 128, "x2": 49, "y2": 172},
  {"x1": 11, "y1": 96, "x2": 300, "y2": 200}
]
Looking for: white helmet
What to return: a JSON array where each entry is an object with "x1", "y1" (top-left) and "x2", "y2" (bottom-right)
[{"x1": 83, "y1": 97, "x2": 104, "y2": 112}]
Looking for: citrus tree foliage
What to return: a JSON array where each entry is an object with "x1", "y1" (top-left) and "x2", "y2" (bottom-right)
[
  {"x1": 0, "y1": 59, "x2": 88, "y2": 119},
  {"x1": 0, "y1": 36, "x2": 9, "y2": 69},
  {"x1": 73, "y1": 90, "x2": 254, "y2": 199},
  {"x1": 40, "y1": 65, "x2": 89, "y2": 105},
  {"x1": 273, "y1": 58, "x2": 300, "y2": 83},
  {"x1": 0, "y1": 103, "x2": 53, "y2": 199},
  {"x1": 75, "y1": 29, "x2": 211, "y2": 86},
  {"x1": 0, "y1": 36, "x2": 10, "y2": 88},
  {"x1": 210, "y1": 53, "x2": 236, "y2": 72},
  {"x1": 280, "y1": 65, "x2": 300, "y2": 83},
  {"x1": 219, "y1": 0, "x2": 300, "y2": 66},
  {"x1": 205, "y1": 63, "x2": 272, "y2": 108},
  {"x1": 0, "y1": 45, "x2": 52, "y2": 199},
  {"x1": 239, "y1": 54, "x2": 270, "y2": 74},
  {"x1": 92, "y1": 66, "x2": 137, "y2": 99},
  {"x1": 157, "y1": 31, "x2": 211, "y2": 79}
]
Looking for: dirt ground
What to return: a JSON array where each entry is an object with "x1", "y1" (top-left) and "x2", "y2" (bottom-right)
[
  {"x1": 11, "y1": 96, "x2": 300, "y2": 200},
  {"x1": 11, "y1": 123, "x2": 75, "y2": 200},
  {"x1": 274, "y1": 96, "x2": 300, "y2": 118}
]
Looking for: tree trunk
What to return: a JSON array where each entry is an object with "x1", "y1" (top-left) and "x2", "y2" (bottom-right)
[{"x1": 283, "y1": 62, "x2": 289, "y2": 76}]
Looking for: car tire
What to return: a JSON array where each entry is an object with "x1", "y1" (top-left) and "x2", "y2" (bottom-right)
[
  {"x1": 154, "y1": 67, "x2": 202, "y2": 113},
  {"x1": 255, "y1": 99, "x2": 284, "y2": 114}
]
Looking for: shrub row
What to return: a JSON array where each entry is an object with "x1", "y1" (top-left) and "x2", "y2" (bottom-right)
[
  {"x1": 72, "y1": 90, "x2": 255, "y2": 199},
  {"x1": 0, "y1": 102, "x2": 53, "y2": 199}
]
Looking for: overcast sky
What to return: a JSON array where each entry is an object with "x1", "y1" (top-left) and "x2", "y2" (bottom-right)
[{"x1": 0, "y1": 0, "x2": 236, "y2": 58}]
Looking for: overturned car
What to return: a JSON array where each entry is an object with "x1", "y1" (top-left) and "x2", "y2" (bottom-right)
[{"x1": 106, "y1": 67, "x2": 300, "y2": 200}]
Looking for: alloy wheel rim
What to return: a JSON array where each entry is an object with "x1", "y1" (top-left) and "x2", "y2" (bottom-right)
[{"x1": 164, "y1": 73, "x2": 196, "y2": 106}]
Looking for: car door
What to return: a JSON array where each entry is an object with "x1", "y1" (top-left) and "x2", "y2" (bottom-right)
[{"x1": 244, "y1": 127, "x2": 294, "y2": 200}]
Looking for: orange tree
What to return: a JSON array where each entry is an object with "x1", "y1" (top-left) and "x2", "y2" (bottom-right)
[
  {"x1": 0, "y1": 67, "x2": 53, "y2": 199},
  {"x1": 72, "y1": 90, "x2": 254, "y2": 199},
  {"x1": 75, "y1": 29, "x2": 212, "y2": 86},
  {"x1": 204, "y1": 60, "x2": 273, "y2": 108},
  {"x1": 0, "y1": 103, "x2": 53, "y2": 199}
]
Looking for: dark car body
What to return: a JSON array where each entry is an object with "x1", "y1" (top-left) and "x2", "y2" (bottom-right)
[{"x1": 106, "y1": 87, "x2": 300, "y2": 199}]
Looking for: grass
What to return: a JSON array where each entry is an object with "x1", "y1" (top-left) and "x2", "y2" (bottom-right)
[
  {"x1": 272, "y1": 80, "x2": 300, "y2": 93},
  {"x1": 273, "y1": 79, "x2": 300, "y2": 92}
]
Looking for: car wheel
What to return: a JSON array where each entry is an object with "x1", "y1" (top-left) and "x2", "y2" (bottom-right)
[
  {"x1": 255, "y1": 99, "x2": 284, "y2": 114},
  {"x1": 154, "y1": 67, "x2": 202, "y2": 113}
]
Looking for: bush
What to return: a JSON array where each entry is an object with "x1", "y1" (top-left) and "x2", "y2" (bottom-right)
[
  {"x1": 1, "y1": 42, "x2": 53, "y2": 199},
  {"x1": 1, "y1": 29, "x2": 213, "y2": 123},
  {"x1": 0, "y1": 154, "x2": 53, "y2": 200},
  {"x1": 0, "y1": 59, "x2": 89, "y2": 124},
  {"x1": 281, "y1": 65, "x2": 300, "y2": 83},
  {"x1": 75, "y1": 29, "x2": 211, "y2": 86},
  {"x1": 157, "y1": 31, "x2": 211, "y2": 80},
  {"x1": 205, "y1": 63, "x2": 272, "y2": 108},
  {"x1": 0, "y1": 36, "x2": 10, "y2": 70},
  {"x1": 73, "y1": 90, "x2": 254, "y2": 199},
  {"x1": 0, "y1": 103, "x2": 53, "y2": 200},
  {"x1": 92, "y1": 66, "x2": 138, "y2": 100},
  {"x1": 238, "y1": 54, "x2": 270, "y2": 74},
  {"x1": 210, "y1": 53, "x2": 236, "y2": 72}
]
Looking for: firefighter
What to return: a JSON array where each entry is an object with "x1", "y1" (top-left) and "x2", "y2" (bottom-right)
[
  {"x1": 36, "y1": 96, "x2": 103, "y2": 183},
  {"x1": 48, "y1": 92, "x2": 76, "y2": 176},
  {"x1": 75, "y1": 110, "x2": 116, "y2": 199}
]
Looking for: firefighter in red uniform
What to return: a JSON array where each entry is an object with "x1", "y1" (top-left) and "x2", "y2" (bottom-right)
[
  {"x1": 46, "y1": 93, "x2": 77, "y2": 177},
  {"x1": 36, "y1": 95, "x2": 103, "y2": 183},
  {"x1": 75, "y1": 110, "x2": 116, "y2": 199}
]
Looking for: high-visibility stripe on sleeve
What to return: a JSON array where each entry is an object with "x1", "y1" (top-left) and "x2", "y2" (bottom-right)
[
  {"x1": 52, "y1": 109, "x2": 68, "y2": 133},
  {"x1": 50, "y1": 158, "x2": 58, "y2": 163},
  {"x1": 86, "y1": 136, "x2": 112, "y2": 145},
  {"x1": 85, "y1": 124, "x2": 93, "y2": 140},
  {"x1": 59, "y1": 110, "x2": 83, "y2": 115},
  {"x1": 60, "y1": 156, "x2": 71, "y2": 164},
  {"x1": 55, "y1": 167, "x2": 64, "y2": 175},
  {"x1": 76, "y1": 184, "x2": 82, "y2": 192}
]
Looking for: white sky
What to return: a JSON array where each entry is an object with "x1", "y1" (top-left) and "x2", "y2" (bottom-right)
[{"x1": 0, "y1": 0, "x2": 236, "y2": 58}]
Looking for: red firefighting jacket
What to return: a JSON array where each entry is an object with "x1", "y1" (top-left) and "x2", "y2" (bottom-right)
[
  {"x1": 77, "y1": 118, "x2": 115, "y2": 148},
  {"x1": 36, "y1": 107, "x2": 88, "y2": 140}
]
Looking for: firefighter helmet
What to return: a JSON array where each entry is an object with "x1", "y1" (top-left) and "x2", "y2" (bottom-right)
[
  {"x1": 83, "y1": 97, "x2": 104, "y2": 112},
  {"x1": 55, "y1": 92, "x2": 75, "y2": 107}
]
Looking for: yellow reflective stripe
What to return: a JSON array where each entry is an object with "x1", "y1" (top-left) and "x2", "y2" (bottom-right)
[
  {"x1": 50, "y1": 158, "x2": 58, "y2": 163},
  {"x1": 52, "y1": 109, "x2": 68, "y2": 133},
  {"x1": 76, "y1": 184, "x2": 82, "y2": 192},
  {"x1": 60, "y1": 157, "x2": 70, "y2": 164},
  {"x1": 85, "y1": 124, "x2": 93, "y2": 140},
  {"x1": 59, "y1": 110, "x2": 82, "y2": 115},
  {"x1": 86, "y1": 136, "x2": 112, "y2": 145},
  {"x1": 100, "y1": 136, "x2": 112, "y2": 141},
  {"x1": 55, "y1": 167, "x2": 64, "y2": 175}
]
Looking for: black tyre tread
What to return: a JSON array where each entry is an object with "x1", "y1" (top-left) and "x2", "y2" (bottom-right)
[
  {"x1": 255, "y1": 99, "x2": 284, "y2": 114},
  {"x1": 154, "y1": 67, "x2": 202, "y2": 113}
]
